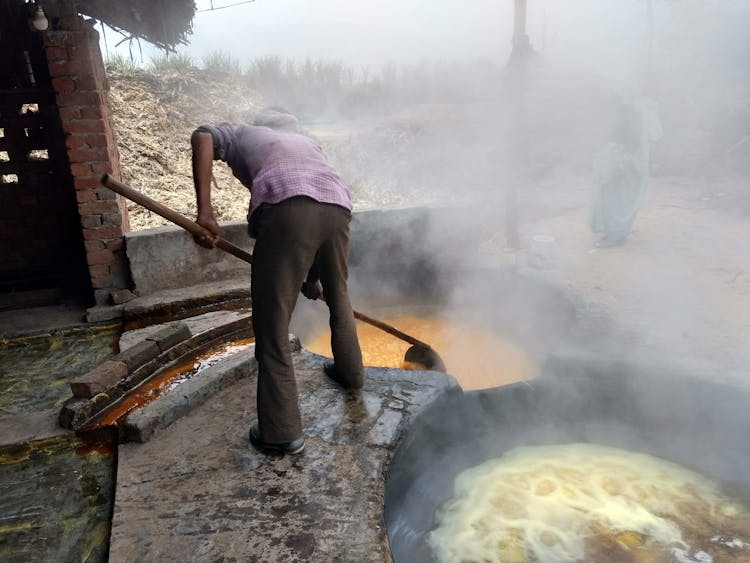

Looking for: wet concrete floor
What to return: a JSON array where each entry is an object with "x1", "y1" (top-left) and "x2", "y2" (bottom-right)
[
  {"x1": 0, "y1": 319, "x2": 121, "y2": 563},
  {"x1": 108, "y1": 349, "x2": 458, "y2": 562},
  {"x1": 0, "y1": 308, "x2": 458, "y2": 562}
]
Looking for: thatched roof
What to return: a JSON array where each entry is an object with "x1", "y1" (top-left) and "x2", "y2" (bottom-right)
[{"x1": 76, "y1": 0, "x2": 196, "y2": 50}]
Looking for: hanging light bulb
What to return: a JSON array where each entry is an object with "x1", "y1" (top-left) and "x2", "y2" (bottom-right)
[{"x1": 32, "y1": 4, "x2": 49, "y2": 31}]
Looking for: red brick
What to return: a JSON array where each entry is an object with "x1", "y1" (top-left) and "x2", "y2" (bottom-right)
[
  {"x1": 75, "y1": 189, "x2": 96, "y2": 203},
  {"x1": 80, "y1": 200, "x2": 119, "y2": 215},
  {"x1": 51, "y1": 77, "x2": 75, "y2": 94},
  {"x1": 84, "y1": 239, "x2": 105, "y2": 252},
  {"x1": 81, "y1": 214, "x2": 102, "y2": 229},
  {"x1": 101, "y1": 212, "x2": 123, "y2": 227},
  {"x1": 58, "y1": 30, "x2": 87, "y2": 47},
  {"x1": 86, "y1": 249, "x2": 113, "y2": 265},
  {"x1": 59, "y1": 107, "x2": 82, "y2": 122},
  {"x1": 89, "y1": 264, "x2": 113, "y2": 287},
  {"x1": 105, "y1": 238, "x2": 124, "y2": 251},
  {"x1": 56, "y1": 92, "x2": 102, "y2": 108},
  {"x1": 90, "y1": 276, "x2": 113, "y2": 290},
  {"x1": 70, "y1": 360, "x2": 128, "y2": 398},
  {"x1": 48, "y1": 59, "x2": 89, "y2": 78},
  {"x1": 90, "y1": 161, "x2": 113, "y2": 175},
  {"x1": 70, "y1": 162, "x2": 91, "y2": 176},
  {"x1": 65, "y1": 119, "x2": 106, "y2": 134},
  {"x1": 45, "y1": 46, "x2": 67, "y2": 61},
  {"x1": 85, "y1": 134, "x2": 107, "y2": 148},
  {"x1": 64, "y1": 132, "x2": 85, "y2": 149},
  {"x1": 95, "y1": 187, "x2": 117, "y2": 201},
  {"x1": 74, "y1": 176, "x2": 103, "y2": 190},
  {"x1": 68, "y1": 146, "x2": 107, "y2": 163},
  {"x1": 43, "y1": 31, "x2": 68, "y2": 47},
  {"x1": 82, "y1": 225, "x2": 123, "y2": 240},
  {"x1": 67, "y1": 45, "x2": 94, "y2": 64},
  {"x1": 76, "y1": 77, "x2": 99, "y2": 93}
]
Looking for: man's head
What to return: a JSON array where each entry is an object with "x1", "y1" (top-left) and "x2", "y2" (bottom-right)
[{"x1": 253, "y1": 107, "x2": 300, "y2": 132}]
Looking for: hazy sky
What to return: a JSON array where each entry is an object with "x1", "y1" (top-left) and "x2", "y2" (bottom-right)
[{"x1": 99, "y1": 1, "x2": 707, "y2": 81}]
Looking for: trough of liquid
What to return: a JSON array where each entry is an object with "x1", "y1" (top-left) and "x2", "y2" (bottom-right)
[
  {"x1": 81, "y1": 338, "x2": 254, "y2": 431},
  {"x1": 304, "y1": 313, "x2": 538, "y2": 390}
]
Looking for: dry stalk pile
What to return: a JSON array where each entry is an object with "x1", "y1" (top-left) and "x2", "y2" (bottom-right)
[{"x1": 108, "y1": 67, "x2": 262, "y2": 230}]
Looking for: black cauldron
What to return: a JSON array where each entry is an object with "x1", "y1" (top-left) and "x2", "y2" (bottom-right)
[{"x1": 384, "y1": 356, "x2": 750, "y2": 562}]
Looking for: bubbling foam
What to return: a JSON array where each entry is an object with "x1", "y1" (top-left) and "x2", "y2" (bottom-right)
[
  {"x1": 428, "y1": 443, "x2": 750, "y2": 563},
  {"x1": 303, "y1": 314, "x2": 537, "y2": 390}
]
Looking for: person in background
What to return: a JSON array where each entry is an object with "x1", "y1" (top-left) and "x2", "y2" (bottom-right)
[
  {"x1": 191, "y1": 107, "x2": 364, "y2": 455},
  {"x1": 590, "y1": 89, "x2": 663, "y2": 247}
]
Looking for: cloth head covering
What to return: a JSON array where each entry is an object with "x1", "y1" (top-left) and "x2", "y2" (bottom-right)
[{"x1": 253, "y1": 107, "x2": 300, "y2": 132}]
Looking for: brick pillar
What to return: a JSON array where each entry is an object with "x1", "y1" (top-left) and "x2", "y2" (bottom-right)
[{"x1": 43, "y1": 14, "x2": 131, "y2": 307}]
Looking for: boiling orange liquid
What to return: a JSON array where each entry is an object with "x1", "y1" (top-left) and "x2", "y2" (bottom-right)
[{"x1": 303, "y1": 315, "x2": 538, "y2": 390}]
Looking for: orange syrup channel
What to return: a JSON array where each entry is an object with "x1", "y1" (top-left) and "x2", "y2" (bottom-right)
[{"x1": 79, "y1": 338, "x2": 255, "y2": 432}]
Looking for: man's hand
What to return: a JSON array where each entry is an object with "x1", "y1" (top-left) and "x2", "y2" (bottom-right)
[
  {"x1": 301, "y1": 280, "x2": 323, "y2": 301},
  {"x1": 195, "y1": 212, "x2": 221, "y2": 248}
]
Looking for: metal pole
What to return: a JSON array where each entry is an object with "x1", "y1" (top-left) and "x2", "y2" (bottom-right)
[{"x1": 512, "y1": 0, "x2": 531, "y2": 58}]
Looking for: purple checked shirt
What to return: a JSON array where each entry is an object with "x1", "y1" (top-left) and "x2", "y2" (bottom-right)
[{"x1": 198, "y1": 123, "x2": 353, "y2": 217}]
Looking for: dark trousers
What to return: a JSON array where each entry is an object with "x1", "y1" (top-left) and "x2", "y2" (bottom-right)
[{"x1": 250, "y1": 196, "x2": 364, "y2": 442}]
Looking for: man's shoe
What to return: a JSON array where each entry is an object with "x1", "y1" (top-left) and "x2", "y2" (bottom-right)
[
  {"x1": 323, "y1": 362, "x2": 363, "y2": 390},
  {"x1": 249, "y1": 422, "x2": 305, "y2": 455}
]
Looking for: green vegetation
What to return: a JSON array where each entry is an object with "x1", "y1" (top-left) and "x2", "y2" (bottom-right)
[
  {"x1": 105, "y1": 50, "x2": 503, "y2": 119},
  {"x1": 148, "y1": 52, "x2": 196, "y2": 74},
  {"x1": 203, "y1": 50, "x2": 242, "y2": 75},
  {"x1": 105, "y1": 53, "x2": 140, "y2": 74}
]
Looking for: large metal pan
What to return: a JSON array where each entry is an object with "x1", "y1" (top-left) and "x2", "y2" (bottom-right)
[{"x1": 384, "y1": 356, "x2": 750, "y2": 562}]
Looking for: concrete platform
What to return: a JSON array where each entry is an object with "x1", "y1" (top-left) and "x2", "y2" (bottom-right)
[{"x1": 109, "y1": 348, "x2": 459, "y2": 562}]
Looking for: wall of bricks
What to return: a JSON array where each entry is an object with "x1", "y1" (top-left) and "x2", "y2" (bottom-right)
[{"x1": 43, "y1": 9, "x2": 131, "y2": 306}]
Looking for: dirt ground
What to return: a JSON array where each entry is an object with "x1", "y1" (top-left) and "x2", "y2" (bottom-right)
[{"x1": 501, "y1": 173, "x2": 750, "y2": 388}]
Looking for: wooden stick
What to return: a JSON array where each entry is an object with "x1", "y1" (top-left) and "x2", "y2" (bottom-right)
[{"x1": 101, "y1": 174, "x2": 438, "y2": 354}]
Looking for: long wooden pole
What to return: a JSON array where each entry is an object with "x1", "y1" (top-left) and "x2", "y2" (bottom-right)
[
  {"x1": 100, "y1": 174, "x2": 437, "y2": 351},
  {"x1": 101, "y1": 174, "x2": 254, "y2": 263}
]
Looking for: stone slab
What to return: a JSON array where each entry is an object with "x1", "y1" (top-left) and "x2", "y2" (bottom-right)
[
  {"x1": 0, "y1": 409, "x2": 68, "y2": 447},
  {"x1": 109, "y1": 349, "x2": 459, "y2": 562},
  {"x1": 115, "y1": 340, "x2": 160, "y2": 371},
  {"x1": 119, "y1": 310, "x2": 251, "y2": 352},
  {"x1": 145, "y1": 323, "x2": 192, "y2": 353},
  {"x1": 70, "y1": 360, "x2": 129, "y2": 398},
  {"x1": 125, "y1": 221, "x2": 253, "y2": 295},
  {"x1": 122, "y1": 278, "x2": 251, "y2": 327},
  {"x1": 122, "y1": 348, "x2": 255, "y2": 443}
]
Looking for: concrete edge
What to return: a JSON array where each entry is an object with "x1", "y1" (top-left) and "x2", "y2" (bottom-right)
[
  {"x1": 60, "y1": 317, "x2": 253, "y2": 432},
  {"x1": 119, "y1": 335, "x2": 300, "y2": 443},
  {"x1": 122, "y1": 348, "x2": 256, "y2": 443},
  {"x1": 0, "y1": 408, "x2": 71, "y2": 447}
]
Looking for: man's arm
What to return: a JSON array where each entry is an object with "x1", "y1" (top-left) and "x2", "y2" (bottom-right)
[{"x1": 191, "y1": 129, "x2": 221, "y2": 247}]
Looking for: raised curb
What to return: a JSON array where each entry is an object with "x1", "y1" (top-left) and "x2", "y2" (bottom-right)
[
  {"x1": 122, "y1": 350, "x2": 255, "y2": 443},
  {"x1": 70, "y1": 360, "x2": 129, "y2": 398},
  {"x1": 122, "y1": 279, "x2": 250, "y2": 329},
  {"x1": 145, "y1": 323, "x2": 192, "y2": 353},
  {"x1": 115, "y1": 340, "x2": 161, "y2": 371},
  {"x1": 59, "y1": 316, "x2": 254, "y2": 434},
  {"x1": 121, "y1": 335, "x2": 301, "y2": 443}
]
